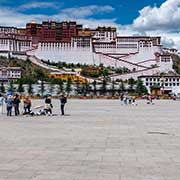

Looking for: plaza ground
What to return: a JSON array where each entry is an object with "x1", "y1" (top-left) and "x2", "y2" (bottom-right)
[{"x1": 0, "y1": 99, "x2": 180, "y2": 180}]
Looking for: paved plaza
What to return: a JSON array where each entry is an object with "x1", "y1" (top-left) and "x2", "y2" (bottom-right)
[{"x1": 0, "y1": 99, "x2": 180, "y2": 180}]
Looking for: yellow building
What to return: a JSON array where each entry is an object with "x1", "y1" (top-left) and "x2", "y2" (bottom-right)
[
  {"x1": 49, "y1": 72, "x2": 87, "y2": 84},
  {"x1": 78, "y1": 29, "x2": 91, "y2": 36}
]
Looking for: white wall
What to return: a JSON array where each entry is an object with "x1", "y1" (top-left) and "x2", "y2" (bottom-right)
[
  {"x1": 110, "y1": 67, "x2": 161, "y2": 81},
  {"x1": 33, "y1": 46, "x2": 94, "y2": 64}
]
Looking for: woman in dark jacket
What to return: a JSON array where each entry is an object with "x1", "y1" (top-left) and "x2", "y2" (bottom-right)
[
  {"x1": 59, "y1": 93, "x2": 67, "y2": 115},
  {"x1": 13, "y1": 94, "x2": 21, "y2": 116}
]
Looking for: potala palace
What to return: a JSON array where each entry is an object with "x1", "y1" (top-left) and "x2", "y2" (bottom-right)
[{"x1": 0, "y1": 20, "x2": 176, "y2": 81}]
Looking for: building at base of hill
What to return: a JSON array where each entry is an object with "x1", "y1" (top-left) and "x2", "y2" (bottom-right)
[
  {"x1": 0, "y1": 67, "x2": 21, "y2": 83},
  {"x1": 139, "y1": 75, "x2": 180, "y2": 96}
]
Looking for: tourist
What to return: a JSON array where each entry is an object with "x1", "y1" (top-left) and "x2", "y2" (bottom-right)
[
  {"x1": 132, "y1": 96, "x2": 137, "y2": 106},
  {"x1": 128, "y1": 96, "x2": 132, "y2": 105},
  {"x1": 0, "y1": 94, "x2": 3, "y2": 114},
  {"x1": 13, "y1": 94, "x2": 21, "y2": 116},
  {"x1": 44, "y1": 95, "x2": 53, "y2": 115},
  {"x1": 5, "y1": 95, "x2": 13, "y2": 116},
  {"x1": 23, "y1": 96, "x2": 31, "y2": 114},
  {"x1": 147, "y1": 95, "x2": 153, "y2": 105},
  {"x1": 59, "y1": 93, "x2": 67, "y2": 115},
  {"x1": 120, "y1": 93, "x2": 124, "y2": 105},
  {"x1": 123, "y1": 96, "x2": 128, "y2": 105}
]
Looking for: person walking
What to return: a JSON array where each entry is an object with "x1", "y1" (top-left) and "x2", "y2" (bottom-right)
[
  {"x1": 13, "y1": 94, "x2": 21, "y2": 116},
  {"x1": 59, "y1": 93, "x2": 67, "y2": 116},
  {"x1": 0, "y1": 94, "x2": 4, "y2": 114},
  {"x1": 5, "y1": 95, "x2": 13, "y2": 116}
]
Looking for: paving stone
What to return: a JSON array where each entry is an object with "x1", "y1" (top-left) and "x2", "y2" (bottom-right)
[{"x1": 0, "y1": 99, "x2": 180, "y2": 180}]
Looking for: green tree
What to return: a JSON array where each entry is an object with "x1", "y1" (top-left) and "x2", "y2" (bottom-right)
[
  {"x1": 135, "y1": 80, "x2": 148, "y2": 96},
  {"x1": 128, "y1": 78, "x2": 136, "y2": 92},
  {"x1": 40, "y1": 80, "x2": 45, "y2": 97},
  {"x1": 101, "y1": 78, "x2": 107, "y2": 95},
  {"x1": 23, "y1": 76, "x2": 35, "y2": 95},
  {"x1": 82, "y1": 81, "x2": 90, "y2": 96},
  {"x1": 92, "y1": 80, "x2": 97, "y2": 95},
  {"x1": 35, "y1": 68, "x2": 47, "y2": 81},
  {"x1": 8, "y1": 82, "x2": 15, "y2": 93},
  {"x1": 28, "y1": 82, "x2": 33, "y2": 95},
  {"x1": 0, "y1": 82, "x2": 5, "y2": 93},
  {"x1": 57, "y1": 79, "x2": 64, "y2": 94},
  {"x1": 75, "y1": 78, "x2": 81, "y2": 95},
  {"x1": 26, "y1": 58, "x2": 31, "y2": 64},
  {"x1": 66, "y1": 77, "x2": 72, "y2": 95},
  {"x1": 17, "y1": 79, "x2": 24, "y2": 94},
  {"x1": 111, "y1": 80, "x2": 116, "y2": 96},
  {"x1": 35, "y1": 69, "x2": 47, "y2": 97},
  {"x1": 118, "y1": 80, "x2": 125, "y2": 95},
  {"x1": 48, "y1": 79, "x2": 55, "y2": 95},
  {"x1": 100, "y1": 68, "x2": 109, "y2": 78}
]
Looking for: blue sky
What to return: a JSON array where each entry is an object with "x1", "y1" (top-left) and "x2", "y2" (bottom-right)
[
  {"x1": 0, "y1": 0, "x2": 166, "y2": 24},
  {"x1": 0, "y1": 0, "x2": 180, "y2": 49}
]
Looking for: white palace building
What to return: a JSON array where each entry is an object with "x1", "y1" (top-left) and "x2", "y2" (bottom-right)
[
  {"x1": 0, "y1": 21, "x2": 179, "y2": 95},
  {"x1": 0, "y1": 21, "x2": 173, "y2": 72}
]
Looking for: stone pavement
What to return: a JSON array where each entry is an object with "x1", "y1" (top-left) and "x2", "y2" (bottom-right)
[{"x1": 0, "y1": 99, "x2": 180, "y2": 180}]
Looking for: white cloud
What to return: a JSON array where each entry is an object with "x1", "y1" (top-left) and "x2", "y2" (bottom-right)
[
  {"x1": 18, "y1": 2, "x2": 62, "y2": 10},
  {"x1": 161, "y1": 32, "x2": 180, "y2": 50},
  {"x1": 115, "y1": 0, "x2": 180, "y2": 50},
  {"x1": 0, "y1": 1, "x2": 179, "y2": 50},
  {"x1": 0, "y1": 5, "x2": 116, "y2": 28},
  {"x1": 0, "y1": 7, "x2": 48, "y2": 27},
  {"x1": 132, "y1": 0, "x2": 180, "y2": 31},
  {"x1": 129, "y1": 0, "x2": 180, "y2": 50},
  {"x1": 60, "y1": 5, "x2": 114, "y2": 18}
]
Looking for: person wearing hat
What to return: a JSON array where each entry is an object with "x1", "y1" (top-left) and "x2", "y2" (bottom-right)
[{"x1": 59, "y1": 93, "x2": 67, "y2": 116}]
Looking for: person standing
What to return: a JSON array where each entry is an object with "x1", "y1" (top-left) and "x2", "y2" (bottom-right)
[
  {"x1": 132, "y1": 96, "x2": 137, "y2": 106},
  {"x1": 44, "y1": 95, "x2": 53, "y2": 115},
  {"x1": 23, "y1": 96, "x2": 31, "y2": 114},
  {"x1": 120, "y1": 93, "x2": 124, "y2": 105},
  {"x1": 5, "y1": 95, "x2": 13, "y2": 116},
  {"x1": 13, "y1": 94, "x2": 21, "y2": 116},
  {"x1": 0, "y1": 94, "x2": 3, "y2": 114},
  {"x1": 59, "y1": 93, "x2": 67, "y2": 115}
]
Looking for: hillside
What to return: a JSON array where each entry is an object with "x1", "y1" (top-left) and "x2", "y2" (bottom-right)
[
  {"x1": 0, "y1": 56, "x2": 50, "y2": 76},
  {"x1": 172, "y1": 54, "x2": 180, "y2": 75}
]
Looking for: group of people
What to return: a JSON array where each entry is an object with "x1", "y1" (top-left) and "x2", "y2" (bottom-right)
[
  {"x1": 119, "y1": 94, "x2": 156, "y2": 106},
  {"x1": 120, "y1": 94, "x2": 137, "y2": 106},
  {"x1": 0, "y1": 93, "x2": 31, "y2": 116},
  {"x1": 0, "y1": 93, "x2": 67, "y2": 117}
]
